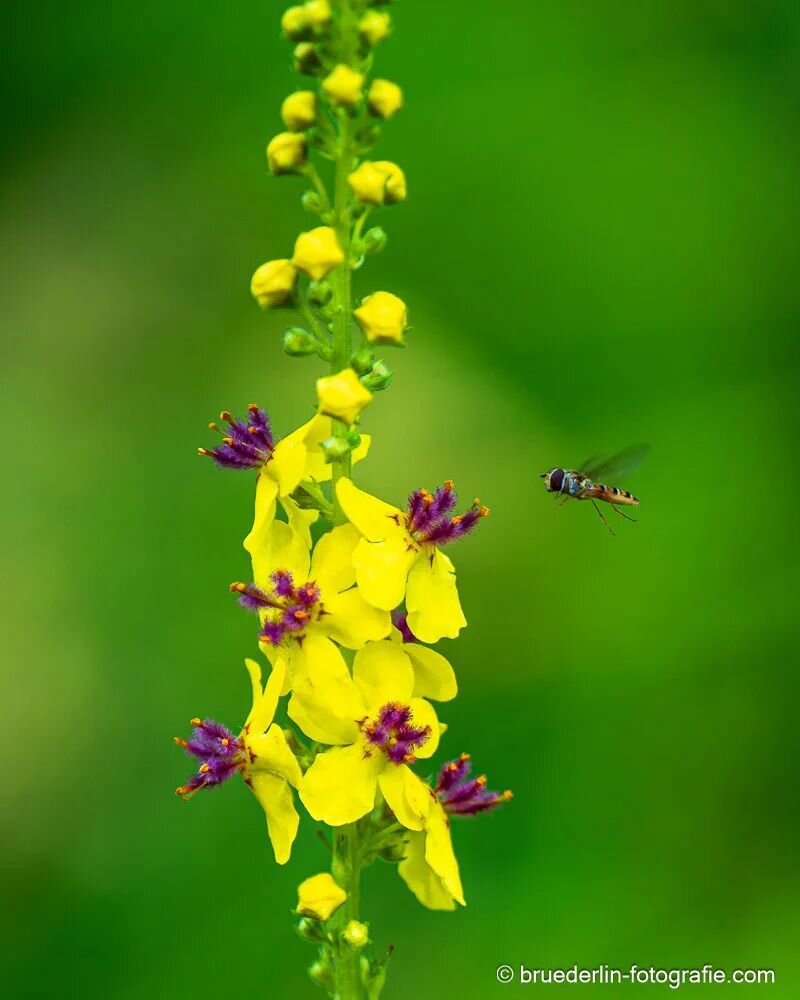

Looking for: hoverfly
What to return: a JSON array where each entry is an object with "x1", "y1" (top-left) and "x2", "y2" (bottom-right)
[{"x1": 540, "y1": 444, "x2": 649, "y2": 534}]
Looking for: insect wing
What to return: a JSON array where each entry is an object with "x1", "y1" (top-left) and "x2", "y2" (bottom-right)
[{"x1": 582, "y1": 444, "x2": 650, "y2": 484}]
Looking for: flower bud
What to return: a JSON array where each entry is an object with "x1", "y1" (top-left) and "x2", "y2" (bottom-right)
[
  {"x1": 267, "y1": 132, "x2": 307, "y2": 174},
  {"x1": 281, "y1": 90, "x2": 317, "y2": 130},
  {"x1": 319, "y1": 436, "x2": 352, "y2": 461},
  {"x1": 292, "y1": 226, "x2": 345, "y2": 279},
  {"x1": 304, "y1": 0, "x2": 331, "y2": 30},
  {"x1": 308, "y1": 960, "x2": 334, "y2": 989},
  {"x1": 347, "y1": 161, "x2": 406, "y2": 206},
  {"x1": 361, "y1": 360, "x2": 393, "y2": 392},
  {"x1": 359, "y1": 10, "x2": 391, "y2": 45},
  {"x1": 343, "y1": 920, "x2": 370, "y2": 949},
  {"x1": 308, "y1": 279, "x2": 333, "y2": 306},
  {"x1": 296, "y1": 917, "x2": 326, "y2": 942},
  {"x1": 301, "y1": 190, "x2": 323, "y2": 215},
  {"x1": 316, "y1": 368, "x2": 373, "y2": 424},
  {"x1": 283, "y1": 327, "x2": 317, "y2": 356},
  {"x1": 363, "y1": 226, "x2": 388, "y2": 255},
  {"x1": 294, "y1": 41, "x2": 322, "y2": 76},
  {"x1": 345, "y1": 429, "x2": 362, "y2": 449},
  {"x1": 250, "y1": 259, "x2": 298, "y2": 308},
  {"x1": 296, "y1": 873, "x2": 347, "y2": 921},
  {"x1": 354, "y1": 291, "x2": 407, "y2": 345},
  {"x1": 282, "y1": 6, "x2": 309, "y2": 39},
  {"x1": 350, "y1": 346, "x2": 375, "y2": 375},
  {"x1": 322, "y1": 65, "x2": 364, "y2": 108},
  {"x1": 378, "y1": 839, "x2": 408, "y2": 862},
  {"x1": 367, "y1": 79, "x2": 403, "y2": 119}
]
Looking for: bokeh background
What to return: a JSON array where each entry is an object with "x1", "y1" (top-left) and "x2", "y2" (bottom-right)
[{"x1": 2, "y1": 1, "x2": 799, "y2": 996}]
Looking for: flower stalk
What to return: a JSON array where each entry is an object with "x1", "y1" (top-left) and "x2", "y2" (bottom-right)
[{"x1": 175, "y1": 3, "x2": 511, "y2": 997}]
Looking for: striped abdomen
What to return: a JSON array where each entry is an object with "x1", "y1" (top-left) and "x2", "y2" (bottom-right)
[{"x1": 586, "y1": 482, "x2": 639, "y2": 506}]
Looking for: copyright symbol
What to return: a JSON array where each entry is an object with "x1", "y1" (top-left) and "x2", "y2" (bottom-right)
[{"x1": 497, "y1": 965, "x2": 514, "y2": 983}]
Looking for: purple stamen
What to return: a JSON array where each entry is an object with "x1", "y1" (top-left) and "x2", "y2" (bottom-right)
[
  {"x1": 362, "y1": 702, "x2": 431, "y2": 765},
  {"x1": 405, "y1": 481, "x2": 489, "y2": 547},
  {"x1": 175, "y1": 718, "x2": 245, "y2": 799},
  {"x1": 199, "y1": 404, "x2": 275, "y2": 471},
  {"x1": 232, "y1": 570, "x2": 325, "y2": 648},
  {"x1": 392, "y1": 611, "x2": 418, "y2": 644},
  {"x1": 434, "y1": 754, "x2": 512, "y2": 817},
  {"x1": 271, "y1": 569, "x2": 295, "y2": 598}
]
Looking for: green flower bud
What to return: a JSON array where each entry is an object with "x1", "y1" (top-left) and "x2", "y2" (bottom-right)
[
  {"x1": 378, "y1": 839, "x2": 407, "y2": 862},
  {"x1": 297, "y1": 917, "x2": 327, "y2": 942},
  {"x1": 361, "y1": 360, "x2": 393, "y2": 392},
  {"x1": 308, "y1": 960, "x2": 334, "y2": 989},
  {"x1": 294, "y1": 41, "x2": 322, "y2": 76},
  {"x1": 363, "y1": 226, "x2": 388, "y2": 256},
  {"x1": 345, "y1": 430, "x2": 362, "y2": 449},
  {"x1": 283, "y1": 327, "x2": 317, "y2": 356},
  {"x1": 301, "y1": 190, "x2": 323, "y2": 215},
  {"x1": 350, "y1": 347, "x2": 375, "y2": 375},
  {"x1": 320, "y1": 436, "x2": 353, "y2": 461},
  {"x1": 308, "y1": 279, "x2": 333, "y2": 306}
]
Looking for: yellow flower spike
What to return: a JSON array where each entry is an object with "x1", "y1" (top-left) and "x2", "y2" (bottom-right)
[
  {"x1": 281, "y1": 90, "x2": 317, "y2": 131},
  {"x1": 343, "y1": 920, "x2": 369, "y2": 948},
  {"x1": 347, "y1": 160, "x2": 406, "y2": 206},
  {"x1": 354, "y1": 291, "x2": 408, "y2": 345},
  {"x1": 266, "y1": 131, "x2": 307, "y2": 174},
  {"x1": 250, "y1": 259, "x2": 298, "y2": 308},
  {"x1": 322, "y1": 64, "x2": 365, "y2": 108},
  {"x1": 316, "y1": 368, "x2": 373, "y2": 425},
  {"x1": 296, "y1": 873, "x2": 347, "y2": 921},
  {"x1": 359, "y1": 10, "x2": 391, "y2": 45},
  {"x1": 281, "y1": 6, "x2": 309, "y2": 39},
  {"x1": 292, "y1": 226, "x2": 345, "y2": 279},
  {"x1": 367, "y1": 79, "x2": 404, "y2": 119},
  {"x1": 304, "y1": 0, "x2": 331, "y2": 29}
]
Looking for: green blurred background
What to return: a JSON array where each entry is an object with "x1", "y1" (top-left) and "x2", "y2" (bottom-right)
[{"x1": 2, "y1": 1, "x2": 799, "y2": 996}]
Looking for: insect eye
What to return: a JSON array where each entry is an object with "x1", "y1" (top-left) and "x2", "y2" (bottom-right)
[{"x1": 548, "y1": 468, "x2": 564, "y2": 492}]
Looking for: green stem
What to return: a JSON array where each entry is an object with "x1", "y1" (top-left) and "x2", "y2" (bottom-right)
[{"x1": 332, "y1": 824, "x2": 363, "y2": 999}]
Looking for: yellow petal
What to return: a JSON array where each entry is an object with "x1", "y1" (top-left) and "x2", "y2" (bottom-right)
[
  {"x1": 287, "y1": 635, "x2": 363, "y2": 745},
  {"x1": 243, "y1": 657, "x2": 286, "y2": 735},
  {"x1": 407, "y1": 697, "x2": 440, "y2": 760},
  {"x1": 353, "y1": 536, "x2": 416, "y2": 611},
  {"x1": 248, "y1": 519, "x2": 310, "y2": 592},
  {"x1": 243, "y1": 472, "x2": 279, "y2": 561},
  {"x1": 323, "y1": 588, "x2": 392, "y2": 649},
  {"x1": 406, "y1": 548, "x2": 466, "y2": 642},
  {"x1": 300, "y1": 743, "x2": 380, "y2": 825},
  {"x1": 336, "y1": 478, "x2": 405, "y2": 542},
  {"x1": 247, "y1": 723, "x2": 302, "y2": 786},
  {"x1": 378, "y1": 764, "x2": 431, "y2": 831},
  {"x1": 310, "y1": 523, "x2": 360, "y2": 593},
  {"x1": 270, "y1": 427, "x2": 308, "y2": 496},
  {"x1": 296, "y1": 872, "x2": 347, "y2": 921},
  {"x1": 353, "y1": 640, "x2": 414, "y2": 707},
  {"x1": 281, "y1": 494, "x2": 319, "y2": 550},
  {"x1": 397, "y1": 832, "x2": 457, "y2": 911},
  {"x1": 247, "y1": 771, "x2": 299, "y2": 865},
  {"x1": 405, "y1": 644, "x2": 457, "y2": 702},
  {"x1": 424, "y1": 799, "x2": 465, "y2": 905}
]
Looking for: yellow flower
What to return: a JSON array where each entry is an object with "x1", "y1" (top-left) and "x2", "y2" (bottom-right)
[
  {"x1": 359, "y1": 10, "x2": 391, "y2": 45},
  {"x1": 336, "y1": 478, "x2": 488, "y2": 642},
  {"x1": 322, "y1": 64, "x2": 364, "y2": 107},
  {"x1": 175, "y1": 658, "x2": 302, "y2": 865},
  {"x1": 296, "y1": 872, "x2": 347, "y2": 921},
  {"x1": 354, "y1": 291, "x2": 407, "y2": 345},
  {"x1": 367, "y1": 79, "x2": 403, "y2": 119},
  {"x1": 236, "y1": 522, "x2": 391, "y2": 692},
  {"x1": 304, "y1": 0, "x2": 331, "y2": 29},
  {"x1": 398, "y1": 796, "x2": 465, "y2": 910},
  {"x1": 281, "y1": 6, "x2": 308, "y2": 39},
  {"x1": 316, "y1": 368, "x2": 373, "y2": 425},
  {"x1": 347, "y1": 161, "x2": 407, "y2": 206},
  {"x1": 281, "y1": 90, "x2": 317, "y2": 131},
  {"x1": 297, "y1": 640, "x2": 444, "y2": 826},
  {"x1": 267, "y1": 131, "x2": 307, "y2": 174},
  {"x1": 250, "y1": 259, "x2": 297, "y2": 308},
  {"x1": 343, "y1": 920, "x2": 369, "y2": 948},
  {"x1": 292, "y1": 226, "x2": 345, "y2": 279}
]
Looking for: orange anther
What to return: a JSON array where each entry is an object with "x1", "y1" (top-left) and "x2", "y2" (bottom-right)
[{"x1": 190, "y1": 717, "x2": 202, "y2": 726}]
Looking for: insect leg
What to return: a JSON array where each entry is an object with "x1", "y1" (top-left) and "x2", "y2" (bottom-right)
[
  {"x1": 612, "y1": 505, "x2": 637, "y2": 523},
  {"x1": 591, "y1": 500, "x2": 615, "y2": 535}
]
